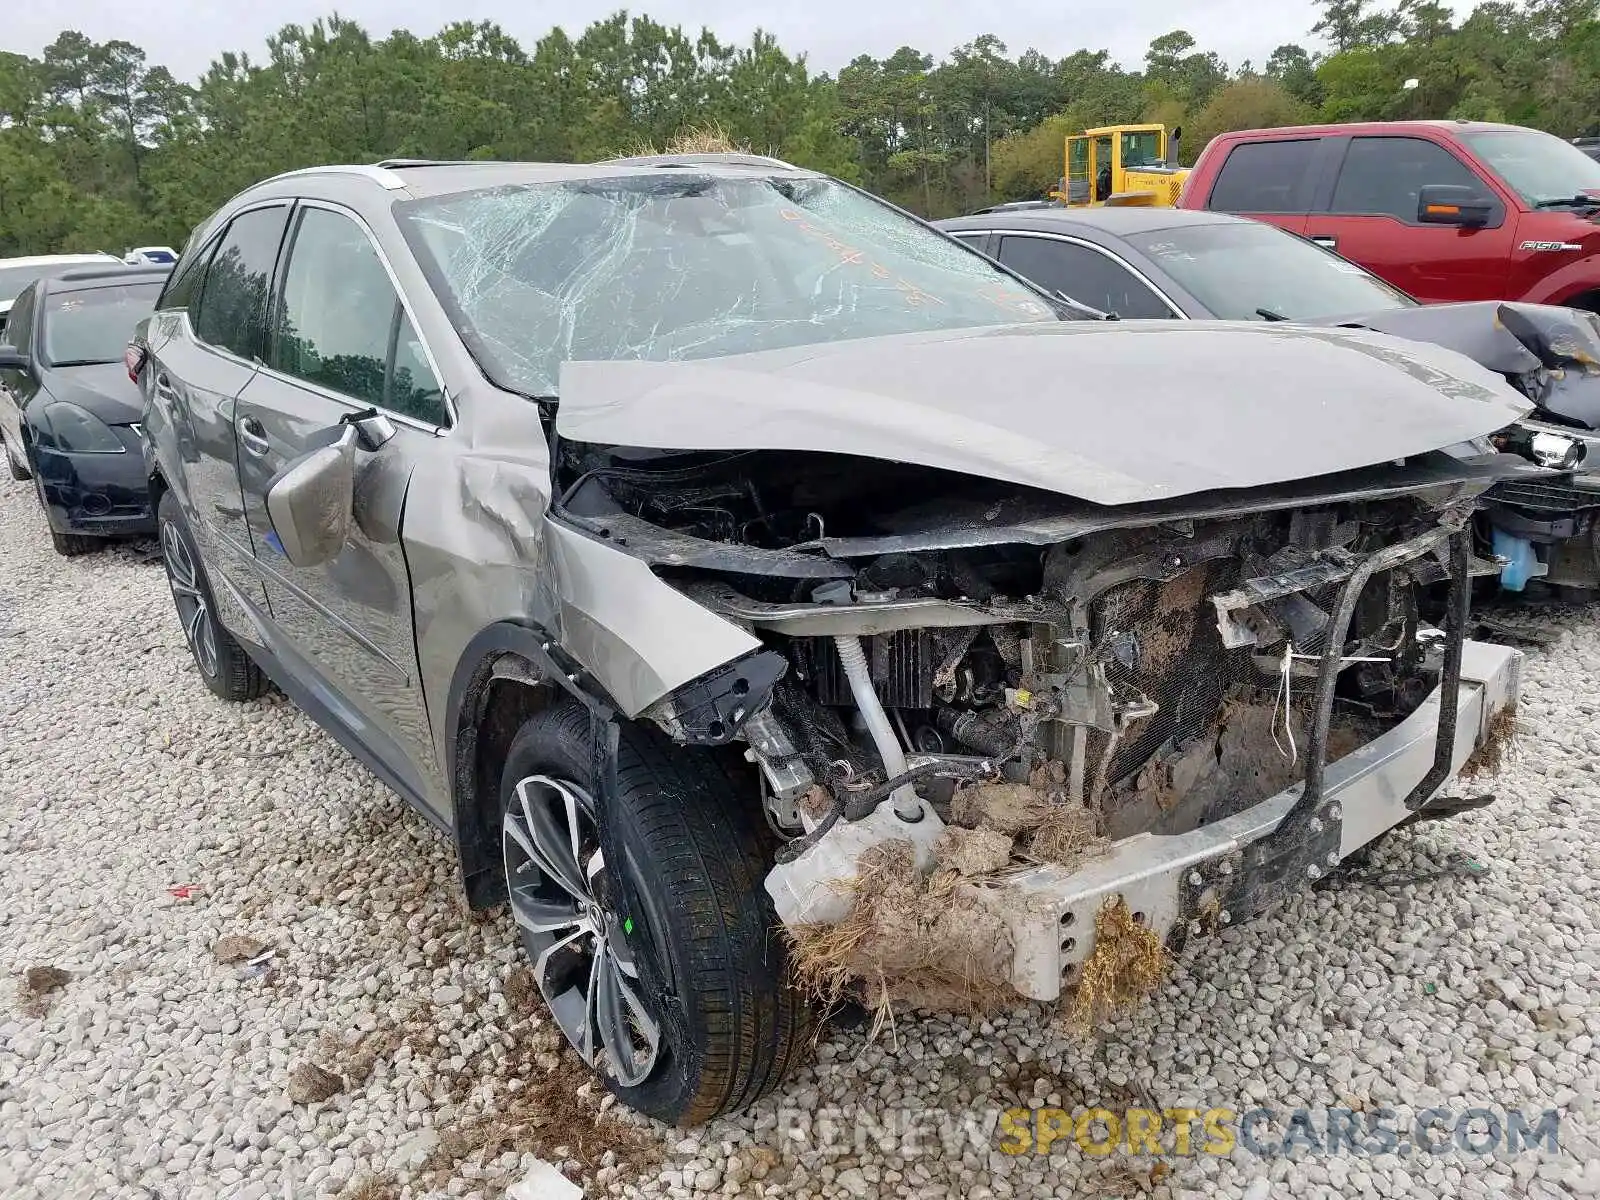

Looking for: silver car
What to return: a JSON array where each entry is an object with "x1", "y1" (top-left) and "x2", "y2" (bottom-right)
[{"x1": 134, "y1": 154, "x2": 1543, "y2": 1126}]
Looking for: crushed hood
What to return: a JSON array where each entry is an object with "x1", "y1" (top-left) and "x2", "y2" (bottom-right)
[{"x1": 557, "y1": 322, "x2": 1531, "y2": 507}]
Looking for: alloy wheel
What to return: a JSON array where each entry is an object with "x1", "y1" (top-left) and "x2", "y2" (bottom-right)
[
  {"x1": 160, "y1": 520, "x2": 218, "y2": 679},
  {"x1": 502, "y1": 774, "x2": 662, "y2": 1087}
]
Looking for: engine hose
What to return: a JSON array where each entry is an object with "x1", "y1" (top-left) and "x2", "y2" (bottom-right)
[
  {"x1": 936, "y1": 707, "x2": 1017, "y2": 757},
  {"x1": 833, "y1": 635, "x2": 922, "y2": 821}
]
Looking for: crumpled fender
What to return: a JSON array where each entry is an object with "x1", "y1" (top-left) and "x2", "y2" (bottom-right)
[{"x1": 1336, "y1": 300, "x2": 1600, "y2": 430}]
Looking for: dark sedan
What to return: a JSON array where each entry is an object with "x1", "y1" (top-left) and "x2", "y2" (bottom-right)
[
  {"x1": 0, "y1": 265, "x2": 167, "y2": 554},
  {"x1": 936, "y1": 205, "x2": 1600, "y2": 594},
  {"x1": 935, "y1": 204, "x2": 1417, "y2": 322}
]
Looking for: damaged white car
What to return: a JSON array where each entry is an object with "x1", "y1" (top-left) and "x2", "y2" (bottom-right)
[{"x1": 138, "y1": 153, "x2": 1553, "y2": 1127}]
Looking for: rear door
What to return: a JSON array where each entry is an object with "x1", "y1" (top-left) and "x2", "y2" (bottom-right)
[
  {"x1": 994, "y1": 234, "x2": 1179, "y2": 318},
  {"x1": 945, "y1": 231, "x2": 995, "y2": 257},
  {"x1": 1197, "y1": 136, "x2": 1322, "y2": 236},
  {"x1": 1306, "y1": 134, "x2": 1515, "y2": 302},
  {"x1": 233, "y1": 201, "x2": 451, "y2": 798},
  {"x1": 143, "y1": 203, "x2": 292, "y2": 616}
]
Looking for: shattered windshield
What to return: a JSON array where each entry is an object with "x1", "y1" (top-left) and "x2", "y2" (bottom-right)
[
  {"x1": 1127, "y1": 221, "x2": 1416, "y2": 320},
  {"x1": 396, "y1": 174, "x2": 1056, "y2": 397}
]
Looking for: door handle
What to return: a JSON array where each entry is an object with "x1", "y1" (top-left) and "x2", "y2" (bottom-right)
[{"x1": 237, "y1": 416, "x2": 270, "y2": 457}]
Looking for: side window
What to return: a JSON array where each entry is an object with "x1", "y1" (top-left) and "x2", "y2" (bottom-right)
[
  {"x1": 949, "y1": 232, "x2": 992, "y2": 255},
  {"x1": 1207, "y1": 139, "x2": 1320, "y2": 214},
  {"x1": 1329, "y1": 136, "x2": 1486, "y2": 222},
  {"x1": 193, "y1": 205, "x2": 290, "y2": 361},
  {"x1": 4, "y1": 283, "x2": 39, "y2": 352},
  {"x1": 157, "y1": 232, "x2": 221, "y2": 314},
  {"x1": 997, "y1": 236, "x2": 1174, "y2": 319},
  {"x1": 270, "y1": 206, "x2": 446, "y2": 426}
]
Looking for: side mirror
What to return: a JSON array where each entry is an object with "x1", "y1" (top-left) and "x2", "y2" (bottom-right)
[
  {"x1": 1417, "y1": 183, "x2": 1494, "y2": 227},
  {"x1": 265, "y1": 425, "x2": 358, "y2": 568},
  {"x1": 0, "y1": 345, "x2": 29, "y2": 372}
]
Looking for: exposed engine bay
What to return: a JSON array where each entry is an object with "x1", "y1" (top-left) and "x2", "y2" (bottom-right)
[
  {"x1": 554, "y1": 438, "x2": 1520, "y2": 1015},
  {"x1": 565, "y1": 444, "x2": 1455, "y2": 820}
]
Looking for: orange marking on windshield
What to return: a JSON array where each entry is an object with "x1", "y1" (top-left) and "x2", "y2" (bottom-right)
[{"x1": 778, "y1": 206, "x2": 1047, "y2": 316}]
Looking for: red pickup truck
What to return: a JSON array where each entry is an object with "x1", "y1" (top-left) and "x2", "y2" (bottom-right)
[{"x1": 1177, "y1": 120, "x2": 1600, "y2": 308}]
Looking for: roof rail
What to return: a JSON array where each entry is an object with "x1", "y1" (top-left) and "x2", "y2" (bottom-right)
[
  {"x1": 597, "y1": 151, "x2": 801, "y2": 171},
  {"x1": 259, "y1": 164, "x2": 409, "y2": 191},
  {"x1": 969, "y1": 200, "x2": 1061, "y2": 215},
  {"x1": 373, "y1": 158, "x2": 489, "y2": 169}
]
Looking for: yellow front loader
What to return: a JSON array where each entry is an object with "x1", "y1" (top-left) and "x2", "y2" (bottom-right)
[{"x1": 1051, "y1": 124, "x2": 1190, "y2": 208}]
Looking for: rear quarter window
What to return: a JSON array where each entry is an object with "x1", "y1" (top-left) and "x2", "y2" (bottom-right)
[
  {"x1": 1206, "y1": 139, "x2": 1320, "y2": 214},
  {"x1": 157, "y1": 232, "x2": 222, "y2": 316}
]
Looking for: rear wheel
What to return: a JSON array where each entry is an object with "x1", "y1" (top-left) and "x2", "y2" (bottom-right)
[
  {"x1": 157, "y1": 490, "x2": 265, "y2": 702},
  {"x1": 500, "y1": 700, "x2": 811, "y2": 1126}
]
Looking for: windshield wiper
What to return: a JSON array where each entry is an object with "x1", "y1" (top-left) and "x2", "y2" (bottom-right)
[
  {"x1": 1255, "y1": 307, "x2": 1288, "y2": 322},
  {"x1": 1052, "y1": 289, "x2": 1118, "y2": 321},
  {"x1": 1533, "y1": 194, "x2": 1600, "y2": 210},
  {"x1": 47, "y1": 358, "x2": 120, "y2": 367}
]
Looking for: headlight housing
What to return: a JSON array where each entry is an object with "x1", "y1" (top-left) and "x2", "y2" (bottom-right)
[{"x1": 38, "y1": 402, "x2": 126, "y2": 454}]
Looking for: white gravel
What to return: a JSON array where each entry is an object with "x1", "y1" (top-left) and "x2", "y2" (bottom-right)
[{"x1": 1, "y1": 473, "x2": 1597, "y2": 1200}]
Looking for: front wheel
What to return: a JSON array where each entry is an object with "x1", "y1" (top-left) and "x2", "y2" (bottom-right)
[
  {"x1": 49, "y1": 530, "x2": 100, "y2": 557},
  {"x1": 500, "y1": 700, "x2": 811, "y2": 1126},
  {"x1": 157, "y1": 490, "x2": 265, "y2": 702},
  {"x1": 4, "y1": 438, "x2": 28, "y2": 481}
]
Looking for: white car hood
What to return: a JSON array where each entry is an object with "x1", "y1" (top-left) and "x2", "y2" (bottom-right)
[{"x1": 556, "y1": 321, "x2": 1532, "y2": 507}]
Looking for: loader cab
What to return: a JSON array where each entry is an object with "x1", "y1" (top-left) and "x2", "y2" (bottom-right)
[{"x1": 1062, "y1": 125, "x2": 1176, "y2": 206}]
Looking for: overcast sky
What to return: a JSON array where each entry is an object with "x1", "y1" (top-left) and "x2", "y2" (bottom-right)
[{"x1": 17, "y1": 0, "x2": 1480, "y2": 81}]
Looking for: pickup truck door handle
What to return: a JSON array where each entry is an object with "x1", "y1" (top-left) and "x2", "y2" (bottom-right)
[{"x1": 237, "y1": 415, "x2": 270, "y2": 457}]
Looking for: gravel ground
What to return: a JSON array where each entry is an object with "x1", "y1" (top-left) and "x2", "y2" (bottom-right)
[{"x1": 2, "y1": 472, "x2": 1598, "y2": 1200}]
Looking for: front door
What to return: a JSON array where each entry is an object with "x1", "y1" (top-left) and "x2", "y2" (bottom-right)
[
  {"x1": 1307, "y1": 134, "x2": 1516, "y2": 302},
  {"x1": 233, "y1": 202, "x2": 452, "y2": 804},
  {"x1": 0, "y1": 282, "x2": 41, "y2": 463}
]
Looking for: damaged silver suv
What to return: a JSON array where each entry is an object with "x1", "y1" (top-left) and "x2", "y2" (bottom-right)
[{"x1": 135, "y1": 154, "x2": 1548, "y2": 1126}]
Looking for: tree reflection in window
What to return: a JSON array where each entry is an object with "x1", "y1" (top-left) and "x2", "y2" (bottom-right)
[
  {"x1": 194, "y1": 207, "x2": 289, "y2": 360},
  {"x1": 271, "y1": 208, "x2": 445, "y2": 425}
]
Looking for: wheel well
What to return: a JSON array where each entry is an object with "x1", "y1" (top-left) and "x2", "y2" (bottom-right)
[
  {"x1": 454, "y1": 658, "x2": 561, "y2": 909},
  {"x1": 1562, "y1": 288, "x2": 1600, "y2": 313}
]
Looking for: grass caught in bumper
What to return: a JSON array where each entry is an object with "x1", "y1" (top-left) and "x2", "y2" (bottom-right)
[{"x1": 1001, "y1": 638, "x2": 1522, "y2": 1002}]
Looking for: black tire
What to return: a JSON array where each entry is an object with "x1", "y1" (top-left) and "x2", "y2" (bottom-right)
[
  {"x1": 49, "y1": 529, "x2": 101, "y2": 556},
  {"x1": 500, "y1": 700, "x2": 812, "y2": 1126},
  {"x1": 29, "y1": 469, "x2": 95, "y2": 555},
  {"x1": 4, "y1": 439, "x2": 27, "y2": 481},
  {"x1": 156, "y1": 489, "x2": 265, "y2": 702}
]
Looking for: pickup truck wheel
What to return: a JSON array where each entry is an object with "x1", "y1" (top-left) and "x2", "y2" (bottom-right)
[
  {"x1": 157, "y1": 490, "x2": 265, "y2": 702},
  {"x1": 500, "y1": 700, "x2": 811, "y2": 1126}
]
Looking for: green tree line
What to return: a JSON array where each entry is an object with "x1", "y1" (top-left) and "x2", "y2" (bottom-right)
[{"x1": 2, "y1": 0, "x2": 1596, "y2": 256}]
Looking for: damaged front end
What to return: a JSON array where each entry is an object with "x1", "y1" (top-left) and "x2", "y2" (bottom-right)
[
  {"x1": 556, "y1": 439, "x2": 1524, "y2": 1017},
  {"x1": 1339, "y1": 300, "x2": 1600, "y2": 592}
]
